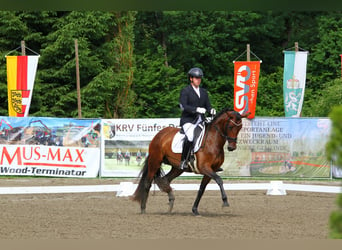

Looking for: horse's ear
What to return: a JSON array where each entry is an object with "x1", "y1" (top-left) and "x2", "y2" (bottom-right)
[{"x1": 241, "y1": 112, "x2": 251, "y2": 118}]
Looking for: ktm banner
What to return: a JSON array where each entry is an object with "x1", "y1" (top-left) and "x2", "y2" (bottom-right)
[
  {"x1": 6, "y1": 56, "x2": 39, "y2": 117},
  {"x1": 233, "y1": 61, "x2": 261, "y2": 119}
]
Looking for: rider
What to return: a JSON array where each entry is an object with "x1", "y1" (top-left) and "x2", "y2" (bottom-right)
[{"x1": 179, "y1": 67, "x2": 216, "y2": 170}]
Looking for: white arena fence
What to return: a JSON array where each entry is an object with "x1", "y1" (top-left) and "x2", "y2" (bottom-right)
[{"x1": 0, "y1": 181, "x2": 341, "y2": 196}]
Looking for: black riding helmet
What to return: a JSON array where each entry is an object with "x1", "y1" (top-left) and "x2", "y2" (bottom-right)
[{"x1": 188, "y1": 67, "x2": 203, "y2": 80}]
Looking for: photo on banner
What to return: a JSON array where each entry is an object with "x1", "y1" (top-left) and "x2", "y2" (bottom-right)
[
  {"x1": 0, "y1": 117, "x2": 101, "y2": 178},
  {"x1": 100, "y1": 118, "x2": 180, "y2": 177}
]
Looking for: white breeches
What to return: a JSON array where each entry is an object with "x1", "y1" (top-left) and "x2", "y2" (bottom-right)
[{"x1": 182, "y1": 116, "x2": 202, "y2": 142}]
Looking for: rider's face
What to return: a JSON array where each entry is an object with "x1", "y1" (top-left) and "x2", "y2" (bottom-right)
[{"x1": 191, "y1": 77, "x2": 202, "y2": 88}]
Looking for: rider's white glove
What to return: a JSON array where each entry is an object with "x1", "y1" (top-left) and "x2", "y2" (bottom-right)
[
  {"x1": 196, "y1": 107, "x2": 206, "y2": 114},
  {"x1": 210, "y1": 108, "x2": 216, "y2": 116},
  {"x1": 205, "y1": 117, "x2": 212, "y2": 123}
]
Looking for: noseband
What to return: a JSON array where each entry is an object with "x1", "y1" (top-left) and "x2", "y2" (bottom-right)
[{"x1": 214, "y1": 114, "x2": 242, "y2": 143}]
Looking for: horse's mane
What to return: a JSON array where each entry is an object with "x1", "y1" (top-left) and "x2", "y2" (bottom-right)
[
  {"x1": 213, "y1": 107, "x2": 233, "y2": 121},
  {"x1": 204, "y1": 107, "x2": 240, "y2": 128}
]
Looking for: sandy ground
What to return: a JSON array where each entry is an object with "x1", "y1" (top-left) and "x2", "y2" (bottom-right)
[{"x1": 0, "y1": 177, "x2": 340, "y2": 239}]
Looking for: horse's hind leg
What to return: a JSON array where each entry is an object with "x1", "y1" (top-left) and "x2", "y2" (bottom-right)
[
  {"x1": 140, "y1": 177, "x2": 153, "y2": 214},
  {"x1": 155, "y1": 176, "x2": 174, "y2": 213},
  {"x1": 155, "y1": 167, "x2": 183, "y2": 213}
]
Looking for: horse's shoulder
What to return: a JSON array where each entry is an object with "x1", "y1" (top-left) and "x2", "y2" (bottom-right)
[
  {"x1": 161, "y1": 126, "x2": 180, "y2": 134},
  {"x1": 152, "y1": 126, "x2": 179, "y2": 144},
  {"x1": 157, "y1": 126, "x2": 179, "y2": 138}
]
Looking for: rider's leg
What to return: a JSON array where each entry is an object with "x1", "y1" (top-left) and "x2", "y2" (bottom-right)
[
  {"x1": 180, "y1": 138, "x2": 193, "y2": 170},
  {"x1": 180, "y1": 123, "x2": 195, "y2": 170}
]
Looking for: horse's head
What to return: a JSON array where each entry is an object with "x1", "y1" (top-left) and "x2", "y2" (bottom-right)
[{"x1": 211, "y1": 108, "x2": 249, "y2": 151}]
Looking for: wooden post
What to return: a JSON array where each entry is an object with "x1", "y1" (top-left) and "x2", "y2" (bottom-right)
[
  {"x1": 295, "y1": 42, "x2": 299, "y2": 52},
  {"x1": 75, "y1": 39, "x2": 82, "y2": 118},
  {"x1": 21, "y1": 40, "x2": 26, "y2": 56},
  {"x1": 247, "y1": 44, "x2": 250, "y2": 61}
]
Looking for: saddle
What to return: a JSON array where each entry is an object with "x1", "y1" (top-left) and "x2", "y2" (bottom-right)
[
  {"x1": 171, "y1": 123, "x2": 205, "y2": 154},
  {"x1": 171, "y1": 121, "x2": 223, "y2": 173}
]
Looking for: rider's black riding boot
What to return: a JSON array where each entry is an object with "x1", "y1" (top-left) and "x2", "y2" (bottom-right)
[{"x1": 180, "y1": 139, "x2": 193, "y2": 170}]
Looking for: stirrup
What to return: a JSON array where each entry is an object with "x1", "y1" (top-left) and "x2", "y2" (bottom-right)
[{"x1": 180, "y1": 160, "x2": 188, "y2": 170}]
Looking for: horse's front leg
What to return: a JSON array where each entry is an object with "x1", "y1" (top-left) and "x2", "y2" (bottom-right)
[
  {"x1": 192, "y1": 175, "x2": 211, "y2": 216},
  {"x1": 211, "y1": 172, "x2": 229, "y2": 207}
]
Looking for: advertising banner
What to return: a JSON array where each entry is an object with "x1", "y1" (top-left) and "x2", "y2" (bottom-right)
[
  {"x1": 6, "y1": 56, "x2": 39, "y2": 117},
  {"x1": 283, "y1": 51, "x2": 308, "y2": 117},
  {"x1": 0, "y1": 117, "x2": 101, "y2": 178},
  {"x1": 101, "y1": 117, "x2": 331, "y2": 178},
  {"x1": 101, "y1": 118, "x2": 180, "y2": 177},
  {"x1": 224, "y1": 117, "x2": 331, "y2": 178},
  {"x1": 233, "y1": 61, "x2": 261, "y2": 119}
]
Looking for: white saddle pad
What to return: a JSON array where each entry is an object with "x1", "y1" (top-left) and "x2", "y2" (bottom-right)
[{"x1": 171, "y1": 126, "x2": 206, "y2": 153}]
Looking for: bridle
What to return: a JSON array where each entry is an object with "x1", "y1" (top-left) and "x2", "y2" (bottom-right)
[{"x1": 214, "y1": 112, "x2": 242, "y2": 143}]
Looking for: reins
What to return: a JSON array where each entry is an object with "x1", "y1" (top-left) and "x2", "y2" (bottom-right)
[
  {"x1": 213, "y1": 113, "x2": 242, "y2": 143},
  {"x1": 200, "y1": 110, "x2": 242, "y2": 149}
]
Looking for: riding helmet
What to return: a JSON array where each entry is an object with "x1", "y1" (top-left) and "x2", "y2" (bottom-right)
[{"x1": 188, "y1": 67, "x2": 204, "y2": 79}]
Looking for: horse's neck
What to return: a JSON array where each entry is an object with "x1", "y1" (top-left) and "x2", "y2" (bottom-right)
[{"x1": 207, "y1": 120, "x2": 227, "y2": 147}]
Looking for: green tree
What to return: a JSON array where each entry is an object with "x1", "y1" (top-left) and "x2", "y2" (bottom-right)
[
  {"x1": 0, "y1": 11, "x2": 28, "y2": 116},
  {"x1": 0, "y1": 11, "x2": 341, "y2": 118},
  {"x1": 326, "y1": 106, "x2": 342, "y2": 238},
  {"x1": 35, "y1": 11, "x2": 115, "y2": 117},
  {"x1": 303, "y1": 79, "x2": 342, "y2": 117},
  {"x1": 134, "y1": 45, "x2": 183, "y2": 118},
  {"x1": 82, "y1": 11, "x2": 138, "y2": 118},
  {"x1": 255, "y1": 68, "x2": 285, "y2": 117},
  {"x1": 0, "y1": 11, "x2": 58, "y2": 116},
  {"x1": 133, "y1": 11, "x2": 325, "y2": 116},
  {"x1": 308, "y1": 12, "x2": 342, "y2": 91}
]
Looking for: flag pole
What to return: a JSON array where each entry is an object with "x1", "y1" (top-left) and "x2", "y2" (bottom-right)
[
  {"x1": 75, "y1": 39, "x2": 82, "y2": 118},
  {"x1": 21, "y1": 40, "x2": 26, "y2": 56},
  {"x1": 295, "y1": 42, "x2": 302, "y2": 117},
  {"x1": 247, "y1": 44, "x2": 250, "y2": 62}
]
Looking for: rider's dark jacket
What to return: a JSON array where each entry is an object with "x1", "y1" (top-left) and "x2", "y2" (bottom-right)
[{"x1": 179, "y1": 84, "x2": 212, "y2": 126}]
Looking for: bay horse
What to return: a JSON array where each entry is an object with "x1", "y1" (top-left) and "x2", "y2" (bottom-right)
[{"x1": 131, "y1": 107, "x2": 249, "y2": 215}]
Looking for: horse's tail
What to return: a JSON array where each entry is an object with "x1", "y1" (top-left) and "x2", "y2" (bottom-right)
[
  {"x1": 131, "y1": 156, "x2": 163, "y2": 204},
  {"x1": 131, "y1": 157, "x2": 149, "y2": 203}
]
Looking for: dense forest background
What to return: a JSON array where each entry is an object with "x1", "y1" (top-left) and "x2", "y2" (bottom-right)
[{"x1": 0, "y1": 11, "x2": 342, "y2": 119}]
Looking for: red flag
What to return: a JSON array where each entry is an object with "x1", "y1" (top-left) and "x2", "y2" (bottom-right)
[{"x1": 233, "y1": 61, "x2": 260, "y2": 119}]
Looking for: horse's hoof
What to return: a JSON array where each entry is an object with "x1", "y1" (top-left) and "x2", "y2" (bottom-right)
[
  {"x1": 167, "y1": 206, "x2": 173, "y2": 214},
  {"x1": 192, "y1": 208, "x2": 200, "y2": 216},
  {"x1": 222, "y1": 202, "x2": 230, "y2": 207},
  {"x1": 141, "y1": 209, "x2": 146, "y2": 214}
]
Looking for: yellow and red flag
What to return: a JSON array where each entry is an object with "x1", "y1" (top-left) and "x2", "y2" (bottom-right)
[
  {"x1": 6, "y1": 55, "x2": 39, "y2": 117},
  {"x1": 233, "y1": 61, "x2": 261, "y2": 119}
]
